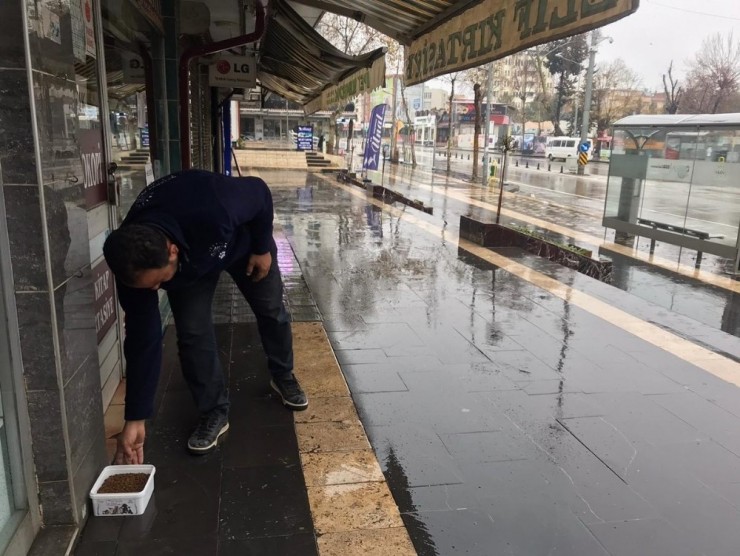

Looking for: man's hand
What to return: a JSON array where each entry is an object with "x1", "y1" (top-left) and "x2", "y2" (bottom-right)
[
  {"x1": 114, "y1": 420, "x2": 146, "y2": 464},
  {"x1": 246, "y1": 252, "x2": 272, "y2": 282}
]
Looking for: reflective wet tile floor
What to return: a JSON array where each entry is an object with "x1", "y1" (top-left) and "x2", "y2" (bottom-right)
[
  {"x1": 365, "y1": 158, "x2": 740, "y2": 339},
  {"x1": 270, "y1": 170, "x2": 740, "y2": 555},
  {"x1": 77, "y1": 168, "x2": 740, "y2": 556},
  {"x1": 75, "y1": 324, "x2": 317, "y2": 556}
]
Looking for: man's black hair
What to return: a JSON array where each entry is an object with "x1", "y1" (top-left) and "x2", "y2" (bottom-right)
[{"x1": 103, "y1": 224, "x2": 169, "y2": 285}]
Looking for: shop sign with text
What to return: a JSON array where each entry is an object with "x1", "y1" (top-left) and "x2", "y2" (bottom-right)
[
  {"x1": 406, "y1": 0, "x2": 639, "y2": 86},
  {"x1": 79, "y1": 129, "x2": 107, "y2": 208},
  {"x1": 83, "y1": 0, "x2": 96, "y2": 58},
  {"x1": 305, "y1": 56, "x2": 386, "y2": 114},
  {"x1": 209, "y1": 55, "x2": 256, "y2": 89},
  {"x1": 93, "y1": 259, "x2": 117, "y2": 344}
]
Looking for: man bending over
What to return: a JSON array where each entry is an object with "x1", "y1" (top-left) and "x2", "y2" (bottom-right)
[{"x1": 103, "y1": 169, "x2": 307, "y2": 464}]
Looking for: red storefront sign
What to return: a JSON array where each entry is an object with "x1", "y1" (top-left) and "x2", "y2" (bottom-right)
[
  {"x1": 79, "y1": 129, "x2": 107, "y2": 209},
  {"x1": 92, "y1": 259, "x2": 117, "y2": 344}
]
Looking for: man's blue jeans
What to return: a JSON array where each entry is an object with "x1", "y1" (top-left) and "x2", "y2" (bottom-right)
[{"x1": 167, "y1": 251, "x2": 293, "y2": 415}]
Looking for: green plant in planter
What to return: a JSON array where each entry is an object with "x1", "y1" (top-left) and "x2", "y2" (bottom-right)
[{"x1": 508, "y1": 225, "x2": 592, "y2": 257}]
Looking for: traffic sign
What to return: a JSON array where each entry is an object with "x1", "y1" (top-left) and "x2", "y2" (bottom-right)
[
  {"x1": 578, "y1": 152, "x2": 588, "y2": 166},
  {"x1": 579, "y1": 141, "x2": 590, "y2": 153}
]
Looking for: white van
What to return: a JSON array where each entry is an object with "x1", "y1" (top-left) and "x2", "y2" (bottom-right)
[{"x1": 545, "y1": 136, "x2": 581, "y2": 161}]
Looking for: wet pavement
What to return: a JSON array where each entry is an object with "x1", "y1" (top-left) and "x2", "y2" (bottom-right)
[
  {"x1": 75, "y1": 238, "x2": 322, "y2": 556},
  {"x1": 75, "y1": 322, "x2": 317, "y2": 556},
  {"x1": 354, "y1": 156, "x2": 740, "y2": 339},
  {"x1": 74, "y1": 162, "x2": 740, "y2": 556},
  {"x1": 373, "y1": 149, "x2": 733, "y2": 271},
  {"x1": 75, "y1": 229, "x2": 414, "y2": 556},
  {"x1": 265, "y1": 168, "x2": 740, "y2": 555}
]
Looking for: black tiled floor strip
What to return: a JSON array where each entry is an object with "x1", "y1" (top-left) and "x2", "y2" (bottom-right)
[
  {"x1": 212, "y1": 234, "x2": 321, "y2": 325},
  {"x1": 75, "y1": 324, "x2": 318, "y2": 555}
]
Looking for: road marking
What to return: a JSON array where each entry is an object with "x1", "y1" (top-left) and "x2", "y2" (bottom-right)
[{"x1": 324, "y1": 176, "x2": 740, "y2": 388}]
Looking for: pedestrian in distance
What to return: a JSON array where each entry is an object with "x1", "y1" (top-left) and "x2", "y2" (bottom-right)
[{"x1": 103, "y1": 169, "x2": 308, "y2": 464}]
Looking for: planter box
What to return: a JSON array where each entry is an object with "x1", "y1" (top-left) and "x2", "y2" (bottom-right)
[
  {"x1": 89, "y1": 465, "x2": 156, "y2": 516},
  {"x1": 341, "y1": 174, "x2": 434, "y2": 215},
  {"x1": 460, "y1": 216, "x2": 613, "y2": 283}
]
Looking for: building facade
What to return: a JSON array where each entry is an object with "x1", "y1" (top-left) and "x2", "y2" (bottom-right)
[{"x1": 0, "y1": 0, "x2": 184, "y2": 551}]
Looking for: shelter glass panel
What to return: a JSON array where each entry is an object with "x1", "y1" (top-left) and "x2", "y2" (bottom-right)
[
  {"x1": 683, "y1": 128, "x2": 740, "y2": 248},
  {"x1": 604, "y1": 121, "x2": 740, "y2": 260}
]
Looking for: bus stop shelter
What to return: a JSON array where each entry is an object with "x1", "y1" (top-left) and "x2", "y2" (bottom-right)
[{"x1": 602, "y1": 114, "x2": 740, "y2": 270}]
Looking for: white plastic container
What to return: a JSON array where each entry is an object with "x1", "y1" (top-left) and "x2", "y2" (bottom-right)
[{"x1": 89, "y1": 464, "x2": 156, "y2": 516}]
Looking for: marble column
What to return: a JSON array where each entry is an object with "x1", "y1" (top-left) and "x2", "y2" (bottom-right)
[{"x1": 0, "y1": 0, "x2": 107, "y2": 527}]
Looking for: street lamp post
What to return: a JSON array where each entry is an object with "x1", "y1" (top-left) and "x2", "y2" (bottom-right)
[
  {"x1": 482, "y1": 62, "x2": 493, "y2": 186},
  {"x1": 578, "y1": 31, "x2": 613, "y2": 175},
  {"x1": 578, "y1": 32, "x2": 597, "y2": 176}
]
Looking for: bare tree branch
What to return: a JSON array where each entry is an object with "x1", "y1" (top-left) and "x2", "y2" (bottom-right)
[
  {"x1": 590, "y1": 58, "x2": 643, "y2": 133},
  {"x1": 662, "y1": 61, "x2": 682, "y2": 114},
  {"x1": 682, "y1": 31, "x2": 740, "y2": 114}
]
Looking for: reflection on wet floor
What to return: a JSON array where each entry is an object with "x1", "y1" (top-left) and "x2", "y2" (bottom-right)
[
  {"x1": 260, "y1": 169, "x2": 740, "y2": 555},
  {"x1": 352, "y1": 161, "x2": 740, "y2": 339}
]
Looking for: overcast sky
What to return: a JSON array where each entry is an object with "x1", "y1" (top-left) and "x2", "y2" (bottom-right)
[
  {"x1": 429, "y1": 0, "x2": 739, "y2": 94},
  {"x1": 596, "y1": 0, "x2": 740, "y2": 90}
]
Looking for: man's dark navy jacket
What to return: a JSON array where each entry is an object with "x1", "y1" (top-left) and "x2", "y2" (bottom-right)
[{"x1": 114, "y1": 170, "x2": 275, "y2": 421}]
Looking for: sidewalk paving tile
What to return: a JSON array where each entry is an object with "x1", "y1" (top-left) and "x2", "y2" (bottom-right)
[
  {"x1": 301, "y1": 451, "x2": 384, "y2": 487},
  {"x1": 307, "y1": 481, "x2": 403, "y2": 534},
  {"x1": 316, "y1": 527, "x2": 416, "y2": 556}
]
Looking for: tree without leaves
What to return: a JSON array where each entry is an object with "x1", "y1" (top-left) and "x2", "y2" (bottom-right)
[
  {"x1": 662, "y1": 61, "x2": 682, "y2": 114},
  {"x1": 316, "y1": 13, "x2": 384, "y2": 57},
  {"x1": 460, "y1": 66, "x2": 490, "y2": 180},
  {"x1": 681, "y1": 32, "x2": 740, "y2": 114},
  {"x1": 589, "y1": 58, "x2": 642, "y2": 134},
  {"x1": 395, "y1": 45, "x2": 417, "y2": 167},
  {"x1": 512, "y1": 52, "x2": 533, "y2": 142},
  {"x1": 378, "y1": 37, "x2": 412, "y2": 164},
  {"x1": 439, "y1": 72, "x2": 461, "y2": 174},
  {"x1": 315, "y1": 14, "x2": 384, "y2": 154},
  {"x1": 511, "y1": 50, "x2": 551, "y2": 137}
]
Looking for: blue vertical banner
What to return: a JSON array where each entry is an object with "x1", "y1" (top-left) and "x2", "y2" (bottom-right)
[{"x1": 363, "y1": 103, "x2": 387, "y2": 171}]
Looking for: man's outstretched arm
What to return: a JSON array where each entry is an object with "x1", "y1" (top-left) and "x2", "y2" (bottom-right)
[{"x1": 115, "y1": 282, "x2": 163, "y2": 463}]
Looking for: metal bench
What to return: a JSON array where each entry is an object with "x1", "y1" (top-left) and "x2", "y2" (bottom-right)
[{"x1": 637, "y1": 218, "x2": 725, "y2": 268}]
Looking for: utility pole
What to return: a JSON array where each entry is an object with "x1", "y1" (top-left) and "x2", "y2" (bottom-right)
[
  {"x1": 574, "y1": 102, "x2": 579, "y2": 136},
  {"x1": 482, "y1": 62, "x2": 493, "y2": 186},
  {"x1": 390, "y1": 74, "x2": 399, "y2": 162},
  {"x1": 446, "y1": 75, "x2": 456, "y2": 174},
  {"x1": 285, "y1": 98, "x2": 289, "y2": 147},
  {"x1": 578, "y1": 31, "x2": 597, "y2": 176}
]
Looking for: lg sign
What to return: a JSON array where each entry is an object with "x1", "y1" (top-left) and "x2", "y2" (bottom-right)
[
  {"x1": 216, "y1": 60, "x2": 231, "y2": 74},
  {"x1": 209, "y1": 55, "x2": 256, "y2": 88}
]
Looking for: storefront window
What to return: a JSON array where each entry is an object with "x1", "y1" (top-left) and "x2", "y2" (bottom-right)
[
  {"x1": 0, "y1": 312, "x2": 19, "y2": 550},
  {"x1": 104, "y1": 45, "x2": 152, "y2": 218}
]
